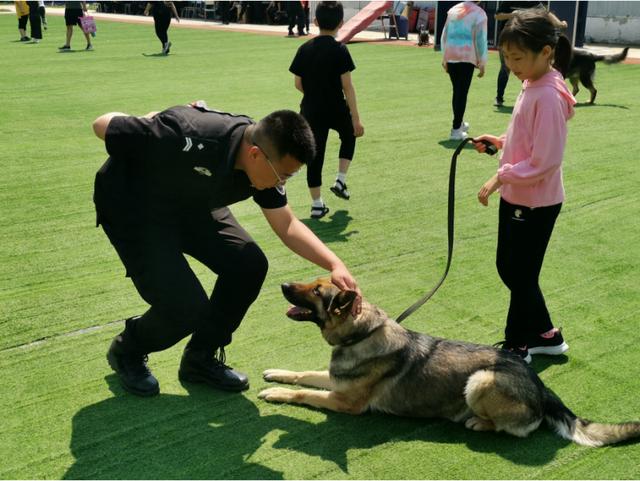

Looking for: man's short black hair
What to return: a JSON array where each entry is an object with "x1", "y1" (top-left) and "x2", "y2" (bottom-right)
[
  {"x1": 315, "y1": 1, "x2": 344, "y2": 31},
  {"x1": 254, "y1": 110, "x2": 316, "y2": 165}
]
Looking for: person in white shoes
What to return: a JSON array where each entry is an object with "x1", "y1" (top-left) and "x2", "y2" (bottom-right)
[
  {"x1": 440, "y1": 1, "x2": 488, "y2": 140},
  {"x1": 289, "y1": 2, "x2": 364, "y2": 219}
]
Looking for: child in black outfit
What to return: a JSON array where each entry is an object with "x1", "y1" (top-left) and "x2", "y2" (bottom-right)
[{"x1": 289, "y1": 1, "x2": 364, "y2": 219}]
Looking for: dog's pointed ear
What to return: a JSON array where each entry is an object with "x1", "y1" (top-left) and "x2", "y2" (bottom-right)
[{"x1": 329, "y1": 290, "x2": 358, "y2": 317}]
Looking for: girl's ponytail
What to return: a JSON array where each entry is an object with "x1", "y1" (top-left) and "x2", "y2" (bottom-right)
[{"x1": 553, "y1": 35, "x2": 572, "y2": 78}]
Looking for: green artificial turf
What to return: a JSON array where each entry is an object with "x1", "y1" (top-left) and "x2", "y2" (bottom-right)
[{"x1": 1, "y1": 10, "x2": 639, "y2": 479}]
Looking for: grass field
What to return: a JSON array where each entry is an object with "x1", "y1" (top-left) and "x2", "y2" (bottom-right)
[{"x1": 1, "y1": 10, "x2": 640, "y2": 479}]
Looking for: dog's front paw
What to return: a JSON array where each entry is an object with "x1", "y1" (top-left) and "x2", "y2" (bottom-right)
[
  {"x1": 464, "y1": 416, "x2": 495, "y2": 432},
  {"x1": 263, "y1": 369, "x2": 299, "y2": 384},
  {"x1": 258, "y1": 386, "x2": 297, "y2": 403}
]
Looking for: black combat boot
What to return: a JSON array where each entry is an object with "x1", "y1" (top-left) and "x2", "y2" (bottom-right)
[
  {"x1": 179, "y1": 346, "x2": 249, "y2": 392},
  {"x1": 106, "y1": 318, "x2": 160, "y2": 397}
]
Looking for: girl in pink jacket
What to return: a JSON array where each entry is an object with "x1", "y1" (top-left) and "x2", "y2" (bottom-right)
[{"x1": 473, "y1": 8, "x2": 575, "y2": 363}]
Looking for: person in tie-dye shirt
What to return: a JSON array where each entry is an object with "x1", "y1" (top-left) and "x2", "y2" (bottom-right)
[{"x1": 440, "y1": 1, "x2": 488, "y2": 140}]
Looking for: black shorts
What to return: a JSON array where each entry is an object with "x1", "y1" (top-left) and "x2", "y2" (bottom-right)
[{"x1": 65, "y1": 8, "x2": 83, "y2": 26}]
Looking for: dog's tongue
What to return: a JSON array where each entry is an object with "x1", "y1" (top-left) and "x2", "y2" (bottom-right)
[{"x1": 286, "y1": 305, "x2": 309, "y2": 317}]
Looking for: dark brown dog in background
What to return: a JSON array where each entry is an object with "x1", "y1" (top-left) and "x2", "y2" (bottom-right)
[
  {"x1": 417, "y1": 24, "x2": 429, "y2": 47},
  {"x1": 567, "y1": 47, "x2": 628, "y2": 104},
  {"x1": 259, "y1": 278, "x2": 640, "y2": 447}
]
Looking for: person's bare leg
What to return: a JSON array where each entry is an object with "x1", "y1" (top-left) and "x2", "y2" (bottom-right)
[
  {"x1": 309, "y1": 186, "x2": 321, "y2": 202},
  {"x1": 65, "y1": 25, "x2": 73, "y2": 46},
  {"x1": 338, "y1": 158, "x2": 351, "y2": 175}
]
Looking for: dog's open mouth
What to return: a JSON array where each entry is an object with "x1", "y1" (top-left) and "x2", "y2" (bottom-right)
[{"x1": 286, "y1": 305, "x2": 315, "y2": 321}]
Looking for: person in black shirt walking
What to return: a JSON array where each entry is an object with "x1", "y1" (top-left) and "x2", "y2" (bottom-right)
[
  {"x1": 92, "y1": 102, "x2": 361, "y2": 397},
  {"x1": 144, "y1": 1, "x2": 180, "y2": 55},
  {"x1": 59, "y1": 1, "x2": 93, "y2": 51},
  {"x1": 289, "y1": 1, "x2": 364, "y2": 219}
]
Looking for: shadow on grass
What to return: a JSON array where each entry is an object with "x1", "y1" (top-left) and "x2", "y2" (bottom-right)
[
  {"x1": 65, "y1": 374, "x2": 568, "y2": 479},
  {"x1": 142, "y1": 52, "x2": 169, "y2": 57},
  {"x1": 531, "y1": 353, "x2": 569, "y2": 373},
  {"x1": 272, "y1": 411, "x2": 569, "y2": 473},
  {"x1": 574, "y1": 102, "x2": 629, "y2": 110},
  {"x1": 437, "y1": 139, "x2": 477, "y2": 152},
  {"x1": 64, "y1": 375, "x2": 305, "y2": 479},
  {"x1": 494, "y1": 105, "x2": 514, "y2": 114},
  {"x1": 301, "y1": 209, "x2": 358, "y2": 243}
]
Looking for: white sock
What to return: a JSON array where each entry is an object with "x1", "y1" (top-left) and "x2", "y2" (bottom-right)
[
  {"x1": 336, "y1": 173, "x2": 347, "y2": 184},
  {"x1": 312, "y1": 198, "x2": 324, "y2": 208}
]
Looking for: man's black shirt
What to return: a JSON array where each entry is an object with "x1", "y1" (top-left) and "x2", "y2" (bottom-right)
[
  {"x1": 289, "y1": 35, "x2": 355, "y2": 115},
  {"x1": 95, "y1": 105, "x2": 287, "y2": 220}
]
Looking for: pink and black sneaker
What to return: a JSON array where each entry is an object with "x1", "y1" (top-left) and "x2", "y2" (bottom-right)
[{"x1": 528, "y1": 328, "x2": 569, "y2": 356}]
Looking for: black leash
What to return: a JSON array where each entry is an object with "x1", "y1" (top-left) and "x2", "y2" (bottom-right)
[{"x1": 396, "y1": 138, "x2": 497, "y2": 324}]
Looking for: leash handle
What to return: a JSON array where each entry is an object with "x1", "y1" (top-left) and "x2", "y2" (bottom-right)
[{"x1": 396, "y1": 137, "x2": 493, "y2": 323}]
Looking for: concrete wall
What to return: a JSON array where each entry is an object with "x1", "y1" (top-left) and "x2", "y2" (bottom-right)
[{"x1": 585, "y1": 1, "x2": 640, "y2": 45}]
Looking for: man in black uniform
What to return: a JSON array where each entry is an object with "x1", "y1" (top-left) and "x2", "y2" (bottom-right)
[{"x1": 93, "y1": 102, "x2": 360, "y2": 397}]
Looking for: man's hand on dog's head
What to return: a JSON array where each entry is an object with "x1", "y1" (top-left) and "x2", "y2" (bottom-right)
[{"x1": 330, "y1": 267, "x2": 362, "y2": 316}]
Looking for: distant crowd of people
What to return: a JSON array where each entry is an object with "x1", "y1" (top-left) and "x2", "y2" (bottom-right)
[
  {"x1": 94, "y1": 1, "x2": 311, "y2": 31},
  {"x1": 15, "y1": 1, "x2": 93, "y2": 50}
]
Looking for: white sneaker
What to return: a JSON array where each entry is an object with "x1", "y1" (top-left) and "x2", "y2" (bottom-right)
[
  {"x1": 449, "y1": 128, "x2": 468, "y2": 141},
  {"x1": 460, "y1": 121, "x2": 469, "y2": 132}
]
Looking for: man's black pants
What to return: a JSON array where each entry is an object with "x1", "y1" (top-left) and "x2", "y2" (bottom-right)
[
  {"x1": 496, "y1": 198, "x2": 562, "y2": 347},
  {"x1": 27, "y1": 1, "x2": 42, "y2": 40},
  {"x1": 99, "y1": 203, "x2": 268, "y2": 355},
  {"x1": 286, "y1": 1, "x2": 305, "y2": 34},
  {"x1": 446, "y1": 62, "x2": 475, "y2": 130}
]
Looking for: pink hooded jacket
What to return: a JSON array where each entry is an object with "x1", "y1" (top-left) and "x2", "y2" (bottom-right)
[{"x1": 498, "y1": 69, "x2": 576, "y2": 208}]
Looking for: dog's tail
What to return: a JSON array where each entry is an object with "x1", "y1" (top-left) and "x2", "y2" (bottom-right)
[
  {"x1": 595, "y1": 47, "x2": 629, "y2": 64},
  {"x1": 544, "y1": 388, "x2": 640, "y2": 447}
]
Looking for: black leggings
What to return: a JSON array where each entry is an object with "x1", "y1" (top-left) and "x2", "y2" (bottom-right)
[
  {"x1": 18, "y1": 14, "x2": 28, "y2": 30},
  {"x1": 154, "y1": 13, "x2": 171, "y2": 45},
  {"x1": 447, "y1": 62, "x2": 475, "y2": 130},
  {"x1": 98, "y1": 204, "x2": 268, "y2": 355},
  {"x1": 496, "y1": 198, "x2": 562, "y2": 347},
  {"x1": 304, "y1": 108, "x2": 356, "y2": 188},
  {"x1": 496, "y1": 51, "x2": 510, "y2": 102}
]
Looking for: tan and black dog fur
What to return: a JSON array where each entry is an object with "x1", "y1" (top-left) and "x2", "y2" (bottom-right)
[{"x1": 259, "y1": 278, "x2": 640, "y2": 447}]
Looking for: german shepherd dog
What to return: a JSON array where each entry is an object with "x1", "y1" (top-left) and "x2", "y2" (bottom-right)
[
  {"x1": 567, "y1": 47, "x2": 629, "y2": 104},
  {"x1": 259, "y1": 278, "x2": 640, "y2": 447}
]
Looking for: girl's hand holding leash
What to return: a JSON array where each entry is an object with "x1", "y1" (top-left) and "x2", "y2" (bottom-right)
[{"x1": 473, "y1": 134, "x2": 502, "y2": 153}]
